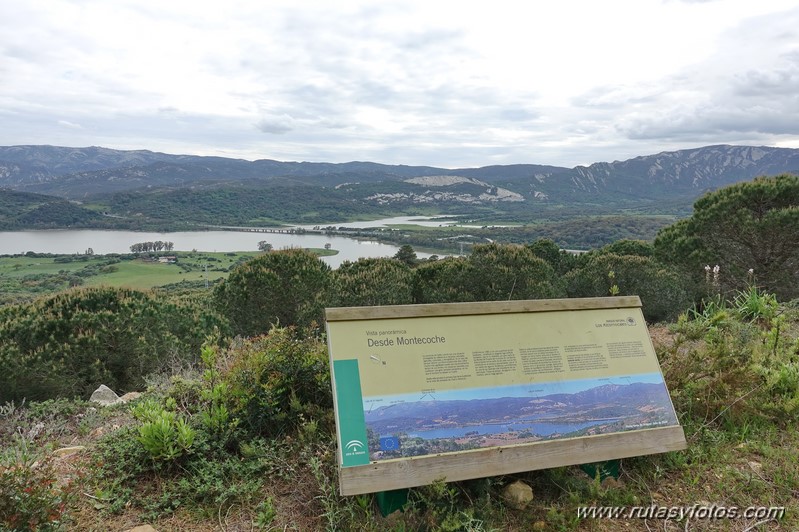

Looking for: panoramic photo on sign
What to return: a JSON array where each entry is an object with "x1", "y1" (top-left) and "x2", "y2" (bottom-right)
[{"x1": 325, "y1": 297, "x2": 686, "y2": 495}]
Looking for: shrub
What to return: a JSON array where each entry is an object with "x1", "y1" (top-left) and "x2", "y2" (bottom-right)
[
  {"x1": 414, "y1": 243, "x2": 562, "y2": 304},
  {"x1": 214, "y1": 248, "x2": 331, "y2": 336},
  {"x1": 332, "y1": 257, "x2": 414, "y2": 307},
  {"x1": 733, "y1": 285, "x2": 778, "y2": 324},
  {"x1": 131, "y1": 399, "x2": 195, "y2": 462},
  {"x1": 595, "y1": 239, "x2": 654, "y2": 257},
  {"x1": 526, "y1": 238, "x2": 578, "y2": 275},
  {"x1": 413, "y1": 257, "x2": 475, "y2": 303},
  {"x1": 222, "y1": 327, "x2": 333, "y2": 438},
  {"x1": 467, "y1": 243, "x2": 562, "y2": 301},
  {"x1": 664, "y1": 292, "x2": 799, "y2": 427},
  {"x1": 0, "y1": 438, "x2": 75, "y2": 531},
  {"x1": 565, "y1": 253, "x2": 690, "y2": 322},
  {"x1": 0, "y1": 287, "x2": 228, "y2": 402}
]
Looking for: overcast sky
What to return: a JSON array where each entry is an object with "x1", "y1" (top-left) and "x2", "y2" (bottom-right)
[{"x1": 2, "y1": 0, "x2": 798, "y2": 168}]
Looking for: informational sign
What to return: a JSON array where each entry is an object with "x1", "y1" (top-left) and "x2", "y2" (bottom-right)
[{"x1": 325, "y1": 297, "x2": 686, "y2": 496}]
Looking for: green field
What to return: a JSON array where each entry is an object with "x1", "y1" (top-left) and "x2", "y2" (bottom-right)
[
  {"x1": 82, "y1": 252, "x2": 260, "y2": 290},
  {"x1": 0, "y1": 248, "x2": 337, "y2": 302}
]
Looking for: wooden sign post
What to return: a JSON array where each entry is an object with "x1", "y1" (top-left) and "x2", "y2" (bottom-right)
[{"x1": 325, "y1": 297, "x2": 686, "y2": 496}]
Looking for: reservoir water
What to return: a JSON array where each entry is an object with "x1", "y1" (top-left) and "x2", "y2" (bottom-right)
[
  {"x1": 405, "y1": 419, "x2": 615, "y2": 439},
  {"x1": 0, "y1": 218, "x2": 444, "y2": 268}
]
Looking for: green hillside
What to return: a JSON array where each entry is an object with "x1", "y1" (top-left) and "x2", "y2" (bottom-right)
[{"x1": 0, "y1": 189, "x2": 101, "y2": 229}]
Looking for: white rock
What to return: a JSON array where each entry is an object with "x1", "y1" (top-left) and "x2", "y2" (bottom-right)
[
  {"x1": 124, "y1": 526, "x2": 158, "y2": 532},
  {"x1": 90, "y1": 384, "x2": 121, "y2": 406}
]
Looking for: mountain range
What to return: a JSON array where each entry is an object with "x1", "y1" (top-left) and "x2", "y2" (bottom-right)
[
  {"x1": 364, "y1": 382, "x2": 677, "y2": 435},
  {"x1": 1, "y1": 144, "x2": 798, "y2": 203},
  {"x1": 1, "y1": 144, "x2": 798, "y2": 233}
]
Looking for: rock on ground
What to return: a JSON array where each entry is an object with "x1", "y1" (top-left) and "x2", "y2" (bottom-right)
[
  {"x1": 90, "y1": 384, "x2": 121, "y2": 406},
  {"x1": 502, "y1": 479, "x2": 534, "y2": 510}
]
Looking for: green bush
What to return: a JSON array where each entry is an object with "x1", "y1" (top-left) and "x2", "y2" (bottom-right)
[
  {"x1": 332, "y1": 257, "x2": 414, "y2": 307},
  {"x1": 466, "y1": 243, "x2": 562, "y2": 301},
  {"x1": 565, "y1": 253, "x2": 690, "y2": 322},
  {"x1": 87, "y1": 423, "x2": 269, "y2": 518},
  {"x1": 413, "y1": 243, "x2": 562, "y2": 304},
  {"x1": 0, "y1": 287, "x2": 228, "y2": 402},
  {"x1": 214, "y1": 248, "x2": 331, "y2": 336},
  {"x1": 664, "y1": 292, "x2": 799, "y2": 427},
  {"x1": 733, "y1": 285, "x2": 778, "y2": 324},
  {"x1": 413, "y1": 257, "x2": 475, "y2": 303},
  {"x1": 197, "y1": 343, "x2": 236, "y2": 440},
  {"x1": 595, "y1": 239, "x2": 654, "y2": 257},
  {"x1": 81, "y1": 329, "x2": 333, "y2": 519},
  {"x1": 132, "y1": 399, "x2": 195, "y2": 462},
  {"x1": 222, "y1": 327, "x2": 333, "y2": 438},
  {"x1": 526, "y1": 238, "x2": 578, "y2": 275}
]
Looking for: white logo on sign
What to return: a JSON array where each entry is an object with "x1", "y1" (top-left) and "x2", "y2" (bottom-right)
[{"x1": 345, "y1": 439, "x2": 365, "y2": 452}]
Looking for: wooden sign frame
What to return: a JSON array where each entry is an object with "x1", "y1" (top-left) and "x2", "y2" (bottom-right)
[{"x1": 325, "y1": 297, "x2": 686, "y2": 496}]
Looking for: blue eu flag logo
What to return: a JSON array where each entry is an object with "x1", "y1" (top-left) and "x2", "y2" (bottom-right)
[{"x1": 379, "y1": 436, "x2": 400, "y2": 451}]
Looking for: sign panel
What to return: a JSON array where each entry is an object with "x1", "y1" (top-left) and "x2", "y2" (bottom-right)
[{"x1": 326, "y1": 297, "x2": 686, "y2": 495}]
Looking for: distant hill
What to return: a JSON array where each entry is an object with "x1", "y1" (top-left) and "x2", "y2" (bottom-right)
[
  {"x1": 0, "y1": 189, "x2": 101, "y2": 230},
  {"x1": 569, "y1": 144, "x2": 799, "y2": 197},
  {"x1": 0, "y1": 145, "x2": 447, "y2": 196},
  {"x1": 3, "y1": 144, "x2": 797, "y2": 204},
  {"x1": 1, "y1": 144, "x2": 798, "y2": 235}
]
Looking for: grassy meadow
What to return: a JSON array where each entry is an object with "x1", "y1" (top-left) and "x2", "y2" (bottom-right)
[{"x1": 0, "y1": 249, "x2": 337, "y2": 301}]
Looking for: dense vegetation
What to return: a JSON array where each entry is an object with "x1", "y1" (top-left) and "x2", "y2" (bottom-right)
[
  {"x1": 0, "y1": 287, "x2": 228, "y2": 402},
  {"x1": 0, "y1": 186, "x2": 679, "y2": 249},
  {"x1": 655, "y1": 173, "x2": 799, "y2": 301},
  {"x1": 1, "y1": 174, "x2": 798, "y2": 530},
  {"x1": 0, "y1": 190, "x2": 102, "y2": 229},
  {"x1": 99, "y1": 185, "x2": 395, "y2": 226},
  {"x1": 348, "y1": 214, "x2": 676, "y2": 254}
]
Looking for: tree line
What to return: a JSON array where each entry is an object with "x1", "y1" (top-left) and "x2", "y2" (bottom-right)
[
  {"x1": 214, "y1": 174, "x2": 799, "y2": 335},
  {"x1": 130, "y1": 241, "x2": 175, "y2": 253}
]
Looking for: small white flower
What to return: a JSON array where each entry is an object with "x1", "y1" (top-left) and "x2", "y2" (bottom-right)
[
  {"x1": 705, "y1": 265, "x2": 711, "y2": 272},
  {"x1": 748, "y1": 268, "x2": 754, "y2": 274},
  {"x1": 713, "y1": 265, "x2": 720, "y2": 273}
]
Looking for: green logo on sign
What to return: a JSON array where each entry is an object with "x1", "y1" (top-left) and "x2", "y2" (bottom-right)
[{"x1": 333, "y1": 359, "x2": 370, "y2": 467}]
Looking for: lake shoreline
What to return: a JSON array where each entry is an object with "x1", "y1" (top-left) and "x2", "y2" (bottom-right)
[{"x1": 0, "y1": 225, "x2": 443, "y2": 268}]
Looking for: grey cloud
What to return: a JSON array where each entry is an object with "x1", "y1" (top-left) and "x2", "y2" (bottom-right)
[
  {"x1": 231, "y1": 4, "x2": 485, "y2": 141},
  {"x1": 732, "y1": 54, "x2": 799, "y2": 97},
  {"x1": 256, "y1": 118, "x2": 293, "y2": 135},
  {"x1": 351, "y1": 81, "x2": 402, "y2": 106},
  {"x1": 592, "y1": 8, "x2": 799, "y2": 144},
  {"x1": 619, "y1": 103, "x2": 799, "y2": 141},
  {"x1": 4, "y1": 0, "x2": 799, "y2": 170}
]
